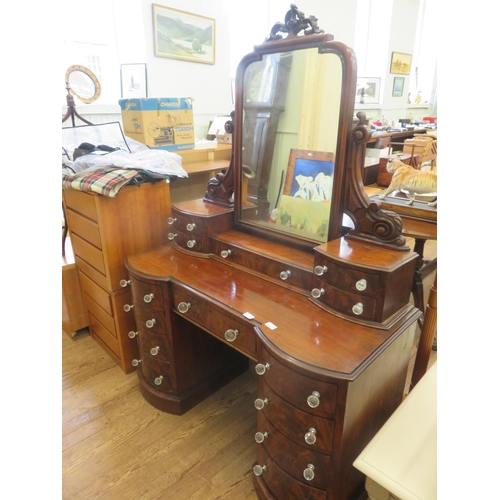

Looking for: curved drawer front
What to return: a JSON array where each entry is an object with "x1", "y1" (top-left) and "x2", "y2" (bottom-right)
[
  {"x1": 211, "y1": 238, "x2": 313, "y2": 290},
  {"x1": 171, "y1": 285, "x2": 256, "y2": 357},
  {"x1": 170, "y1": 211, "x2": 205, "y2": 238},
  {"x1": 256, "y1": 411, "x2": 330, "y2": 490},
  {"x1": 137, "y1": 331, "x2": 171, "y2": 363},
  {"x1": 139, "y1": 350, "x2": 174, "y2": 394},
  {"x1": 256, "y1": 447, "x2": 327, "y2": 500},
  {"x1": 258, "y1": 379, "x2": 334, "y2": 453},
  {"x1": 259, "y1": 345, "x2": 337, "y2": 418},
  {"x1": 134, "y1": 307, "x2": 168, "y2": 335},
  {"x1": 172, "y1": 230, "x2": 210, "y2": 254},
  {"x1": 314, "y1": 255, "x2": 380, "y2": 297},
  {"x1": 130, "y1": 280, "x2": 165, "y2": 312}
]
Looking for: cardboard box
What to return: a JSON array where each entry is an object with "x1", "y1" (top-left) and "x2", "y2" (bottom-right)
[{"x1": 119, "y1": 97, "x2": 195, "y2": 151}]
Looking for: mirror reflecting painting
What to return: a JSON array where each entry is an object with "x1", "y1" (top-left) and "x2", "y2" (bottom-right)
[{"x1": 239, "y1": 48, "x2": 342, "y2": 243}]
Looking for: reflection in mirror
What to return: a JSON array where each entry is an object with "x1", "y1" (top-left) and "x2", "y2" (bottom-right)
[{"x1": 239, "y1": 48, "x2": 342, "y2": 243}]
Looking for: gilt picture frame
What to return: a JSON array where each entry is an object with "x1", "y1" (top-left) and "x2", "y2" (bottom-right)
[
  {"x1": 390, "y1": 52, "x2": 412, "y2": 74},
  {"x1": 152, "y1": 4, "x2": 215, "y2": 64}
]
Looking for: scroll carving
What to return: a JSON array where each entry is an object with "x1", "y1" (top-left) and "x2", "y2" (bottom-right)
[
  {"x1": 267, "y1": 4, "x2": 325, "y2": 41},
  {"x1": 345, "y1": 112, "x2": 409, "y2": 251}
]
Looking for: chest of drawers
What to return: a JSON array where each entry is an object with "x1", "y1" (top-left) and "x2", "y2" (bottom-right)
[{"x1": 62, "y1": 181, "x2": 172, "y2": 373}]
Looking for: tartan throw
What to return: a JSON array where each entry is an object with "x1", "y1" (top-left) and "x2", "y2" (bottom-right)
[{"x1": 62, "y1": 168, "x2": 141, "y2": 197}]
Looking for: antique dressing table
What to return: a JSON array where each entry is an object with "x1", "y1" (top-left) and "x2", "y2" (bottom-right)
[{"x1": 125, "y1": 7, "x2": 421, "y2": 500}]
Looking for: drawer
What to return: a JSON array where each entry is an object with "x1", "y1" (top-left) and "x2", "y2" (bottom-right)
[
  {"x1": 88, "y1": 312, "x2": 119, "y2": 356},
  {"x1": 79, "y1": 271, "x2": 112, "y2": 315},
  {"x1": 313, "y1": 255, "x2": 379, "y2": 297},
  {"x1": 138, "y1": 350, "x2": 174, "y2": 393},
  {"x1": 66, "y1": 208, "x2": 102, "y2": 249},
  {"x1": 256, "y1": 411, "x2": 330, "y2": 490},
  {"x1": 82, "y1": 289, "x2": 116, "y2": 337},
  {"x1": 75, "y1": 255, "x2": 108, "y2": 291},
  {"x1": 257, "y1": 379, "x2": 334, "y2": 453},
  {"x1": 171, "y1": 229, "x2": 210, "y2": 253},
  {"x1": 72, "y1": 233, "x2": 106, "y2": 275},
  {"x1": 137, "y1": 331, "x2": 171, "y2": 363},
  {"x1": 169, "y1": 211, "x2": 205, "y2": 238},
  {"x1": 211, "y1": 237, "x2": 313, "y2": 290},
  {"x1": 313, "y1": 281, "x2": 377, "y2": 321},
  {"x1": 171, "y1": 284, "x2": 256, "y2": 357},
  {"x1": 134, "y1": 306, "x2": 168, "y2": 336},
  {"x1": 63, "y1": 189, "x2": 98, "y2": 222},
  {"x1": 130, "y1": 279, "x2": 166, "y2": 312},
  {"x1": 258, "y1": 344, "x2": 337, "y2": 418},
  {"x1": 255, "y1": 446, "x2": 327, "y2": 500}
]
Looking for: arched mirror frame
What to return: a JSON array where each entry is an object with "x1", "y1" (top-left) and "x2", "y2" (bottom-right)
[{"x1": 204, "y1": 5, "x2": 408, "y2": 251}]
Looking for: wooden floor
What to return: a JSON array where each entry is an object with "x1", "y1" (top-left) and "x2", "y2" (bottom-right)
[{"x1": 62, "y1": 178, "x2": 437, "y2": 499}]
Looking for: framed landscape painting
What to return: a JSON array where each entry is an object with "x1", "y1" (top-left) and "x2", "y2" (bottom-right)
[
  {"x1": 153, "y1": 4, "x2": 215, "y2": 64},
  {"x1": 390, "y1": 52, "x2": 412, "y2": 74}
]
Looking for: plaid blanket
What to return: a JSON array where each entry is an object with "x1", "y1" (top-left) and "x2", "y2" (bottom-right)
[{"x1": 62, "y1": 168, "x2": 142, "y2": 197}]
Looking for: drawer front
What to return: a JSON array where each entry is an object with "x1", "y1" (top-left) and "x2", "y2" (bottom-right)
[
  {"x1": 72, "y1": 233, "x2": 106, "y2": 275},
  {"x1": 138, "y1": 350, "x2": 174, "y2": 393},
  {"x1": 256, "y1": 447, "x2": 327, "y2": 500},
  {"x1": 75, "y1": 256, "x2": 108, "y2": 290},
  {"x1": 258, "y1": 379, "x2": 334, "y2": 453},
  {"x1": 130, "y1": 279, "x2": 165, "y2": 312},
  {"x1": 82, "y1": 288, "x2": 116, "y2": 337},
  {"x1": 314, "y1": 281, "x2": 377, "y2": 321},
  {"x1": 172, "y1": 229, "x2": 210, "y2": 253},
  {"x1": 134, "y1": 306, "x2": 168, "y2": 336},
  {"x1": 257, "y1": 411, "x2": 330, "y2": 490},
  {"x1": 137, "y1": 331, "x2": 171, "y2": 363},
  {"x1": 66, "y1": 209, "x2": 102, "y2": 249},
  {"x1": 88, "y1": 312, "x2": 119, "y2": 356},
  {"x1": 170, "y1": 211, "x2": 205, "y2": 238},
  {"x1": 211, "y1": 238, "x2": 313, "y2": 290},
  {"x1": 314, "y1": 255, "x2": 380, "y2": 297},
  {"x1": 171, "y1": 285, "x2": 256, "y2": 357},
  {"x1": 259, "y1": 345, "x2": 337, "y2": 418},
  {"x1": 63, "y1": 189, "x2": 98, "y2": 222},
  {"x1": 79, "y1": 272, "x2": 112, "y2": 315}
]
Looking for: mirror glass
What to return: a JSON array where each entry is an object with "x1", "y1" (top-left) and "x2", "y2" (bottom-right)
[
  {"x1": 65, "y1": 65, "x2": 101, "y2": 104},
  {"x1": 239, "y1": 48, "x2": 342, "y2": 243}
]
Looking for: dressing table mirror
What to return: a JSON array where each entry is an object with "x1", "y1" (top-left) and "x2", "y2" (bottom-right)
[{"x1": 125, "y1": 5, "x2": 421, "y2": 500}]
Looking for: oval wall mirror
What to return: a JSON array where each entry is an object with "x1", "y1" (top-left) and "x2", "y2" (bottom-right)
[{"x1": 65, "y1": 65, "x2": 101, "y2": 104}]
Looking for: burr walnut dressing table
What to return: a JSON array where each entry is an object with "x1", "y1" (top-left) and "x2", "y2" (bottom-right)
[{"x1": 125, "y1": 6, "x2": 421, "y2": 500}]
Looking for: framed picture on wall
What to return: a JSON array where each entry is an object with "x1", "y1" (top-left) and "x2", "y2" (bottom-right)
[
  {"x1": 390, "y1": 52, "x2": 412, "y2": 74},
  {"x1": 152, "y1": 4, "x2": 215, "y2": 64},
  {"x1": 120, "y1": 63, "x2": 148, "y2": 99},
  {"x1": 356, "y1": 77, "x2": 381, "y2": 104},
  {"x1": 392, "y1": 77, "x2": 405, "y2": 97}
]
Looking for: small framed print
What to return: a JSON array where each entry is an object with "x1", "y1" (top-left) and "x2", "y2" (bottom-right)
[
  {"x1": 356, "y1": 77, "x2": 381, "y2": 104},
  {"x1": 392, "y1": 77, "x2": 405, "y2": 97},
  {"x1": 120, "y1": 63, "x2": 148, "y2": 99},
  {"x1": 390, "y1": 52, "x2": 412, "y2": 74}
]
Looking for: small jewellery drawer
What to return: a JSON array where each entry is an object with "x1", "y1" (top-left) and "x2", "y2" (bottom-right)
[
  {"x1": 256, "y1": 411, "x2": 330, "y2": 490},
  {"x1": 130, "y1": 279, "x2": 165, "y2": 312},
  {"x1": 257, "y1": 379, "x2": 334, "y2": 453},
  {"x1": 134, "y1": 307, "x2": 168, "y2": 335},
  {"x1": 138, "y1": 351, "x2": 174, "y2": 394},
  {"x1": 258, "y1": 345, "x2": 337, "y2": 418},
  {"x1": 170, "y1": 230, "x2": 209, "y2": 254},
  {"x1": 137, "y1": 331, "x2": 171, "y2": 363},
  {"x1": 171, "y1": 285, "x2": 256, "y2": 357},
  {"x1": 211, "y1": 238, "x2": 313, "y2": 291},
  {"x1": 255, "y1": 446, "x2": 327, "y2": 500},
  {"x1": 312, "y1": 281, "x2": 377, "y2": 321},
  {"x1": 168, "y1": 211, "x2": 205, "y2": 238},
  {"x1": 313, "y1": 256, "x2": 379, "y2": 297}
]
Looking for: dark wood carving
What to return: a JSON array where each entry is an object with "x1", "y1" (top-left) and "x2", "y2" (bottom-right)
[
  {"x1": 344, "y1": 112, "x2": 409, "y2": 251},
  {"x1": 267, "y1": 3, "x2": 325, "y2": 41}
]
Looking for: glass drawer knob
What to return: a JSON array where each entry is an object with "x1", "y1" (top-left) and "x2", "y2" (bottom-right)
[
  {"x1": 167, "y1": 232, "x2": 177, "y2": 240},
  {"x1": 119, "y1": 279, "x2": 130, "y2": 287},
  {"x1": 220, "y1": 249, "x2": 232, "y2": 258},
  {"x1": 146, "y1": 319, "x2": 156, "y2": 328},
  {"x1": 280, "y1": 270, "x2": 291, "y2": 280},
  {"x1": 128, "y1": 331, "x2": 139, "y2": 339},
  {"x1": 167, "y1": 217, "x2": 177, "y2": 225},
  {"x1": 255, "y1": 363, "x2": 270, "y2": 375},
  {"x1": 307, "y1": 391, "x2": 320, "y2": 408},
  {"x1": 154, "y1": 375, "x2": 163, "y2": 386},
  {"x1": 150, "y1": 346, "x2": 160, "y2": 356},
  {"x1": 123, "y1": 304, "x2": 134, "y2": 312},
  {"x1": 314, "y1": 265, "x2": 328, "y2": 276},
  {"x1": 352, "y1": 302, "x2": 364, "y2": 315},
  {"x1": 303, "y1": 464, "x2": 315, "y2": 481},
  {"x1": 224, "y1": 329, "x2": 239, "y2": 342},
  {"x1": 305, "y1": 428, "x2": 317, "y2": 445},
  {"x1": 355, "y1": 279, "x2": 367, "y2": 291},
  {"x1": 132, "y1": 359, "x2": 141, "y2": 366},
  {"x1": 177, "y1": 302, "x2": 191, "y2": 314},
  {"x1": 253, "y1": 464, "x2": 267, "y2": 476},
  {"x1": 254, "y1": 398, "x2": 268, "y2": 410},
  {"x1": 186, "y1": 223, "x2": 196, "y2": 231},
  {"x1": 143, "y1": 293, "x2": 154, "y2": 303},
  {"x1": 187, "y1": 239, "x2": 196, "y2": 248},
  {"x1": 255, "y1": 431, "x2": 269, "y2": 443},
  {"x1": 311, "y1": 288, "x2": 325, "y2": 299}
]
